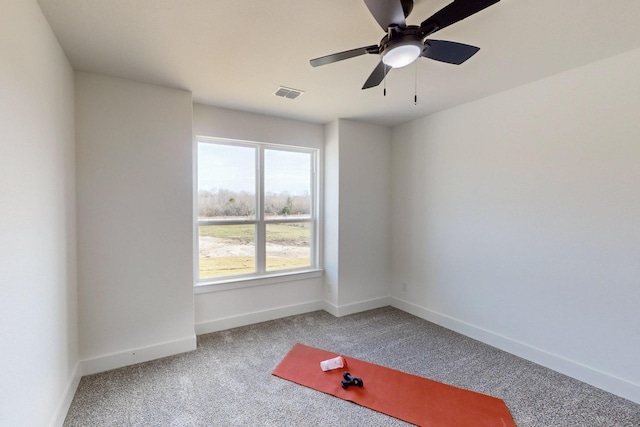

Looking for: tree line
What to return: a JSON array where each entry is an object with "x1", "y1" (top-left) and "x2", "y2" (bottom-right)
[{"x1": 198, "y1": 189, "x2": 311, "y2": 218}]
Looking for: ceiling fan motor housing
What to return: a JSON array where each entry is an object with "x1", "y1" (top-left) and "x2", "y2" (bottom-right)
[{"x1": 380, "y1": 26, "x2": 424, "y2": 68}]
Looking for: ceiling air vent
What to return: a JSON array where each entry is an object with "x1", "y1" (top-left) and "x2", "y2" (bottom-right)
[{"x1": 274, "y1": 86, "x2": 304, "y2": 100}]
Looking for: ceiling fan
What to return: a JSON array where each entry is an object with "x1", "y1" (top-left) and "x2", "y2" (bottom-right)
[{"x1": 310, "y1": 0, "x2": 500, "y2": 89}]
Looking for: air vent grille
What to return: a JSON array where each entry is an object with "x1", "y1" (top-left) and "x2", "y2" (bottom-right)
[{"x1": 274, "y1": 86, "x2": 304, "y2": 99}]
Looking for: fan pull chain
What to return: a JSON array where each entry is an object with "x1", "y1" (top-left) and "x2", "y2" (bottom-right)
[
  {"x1": 383, "y1": 64, "x2": 387, "y2": 96},
  {"x1": 414, "y1": 61, "x2": 418, "y2": 105}
]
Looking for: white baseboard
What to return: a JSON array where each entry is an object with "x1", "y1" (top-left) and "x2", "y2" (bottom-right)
[
  {"x1": 390, "y1": 297, "x2": 640, "y2": 404},
  {"x1": 50, "y1": 361, "x2": 82, "y2": 427},
  {"x1": 81, "y1": 335, "x2": 197, "y2": 376},
  {"x1": 195, "y1": 297, "x2": 393, "y2": 335},
  {"x1": 322, "y1": 296, "x2": 391, "y2": 317},
  {"x1": 195, "y1": 300, "x2": 325, "y2": 335}
]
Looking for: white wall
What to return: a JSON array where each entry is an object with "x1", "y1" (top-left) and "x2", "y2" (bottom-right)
[
  {"x1": 323, "y1": 121, "x2": 340, "y2": 306},
  {"x1": 75, "y1": 73, "x2": 195, "y2": 374},
  {"x1": 391, "y1": 47, "x2": 640, "y2": 403},
  {"x1": 324, "y1": 119, "x2": 392, "y2": 315},
  {"x1": 0, "y1": 0, "x2": 79, "y2": 425},
  {"x1": 193, "y1": 104, "x2": 325, "y2": 333}
]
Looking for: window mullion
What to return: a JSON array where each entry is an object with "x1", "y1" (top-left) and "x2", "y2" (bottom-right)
[{"x1": 256, "y1": 146, "x2": 266, "y2": 274}]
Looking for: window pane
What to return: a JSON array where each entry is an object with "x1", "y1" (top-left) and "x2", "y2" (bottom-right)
[
  {"x1": 199, "y1": 224, "x2": 255, "y2": 278},
  {"x1": 198, "y1": 143, "x2": 256, "y2": 220},
  {"x1": 264, "y1": 149, "x2": 311, "y2": 220},
  {"x1": 266, "y1": 222, "x2": 311, "y2": 272}
]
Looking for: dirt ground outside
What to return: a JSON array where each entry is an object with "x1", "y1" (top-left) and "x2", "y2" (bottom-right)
[
  {"x1": 199, "y1": 236, "x2": 310, "y2": 258},
  {"x1": 199, "y1": 236, "x2": 311, "y2": 278}
]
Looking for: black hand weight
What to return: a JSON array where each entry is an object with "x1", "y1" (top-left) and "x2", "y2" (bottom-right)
[{"x1": 341, "y1": 372, "x2": 364, "y2": 389}]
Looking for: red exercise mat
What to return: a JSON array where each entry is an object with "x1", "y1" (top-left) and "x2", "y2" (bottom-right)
[{"x1": 272, "y1": 343, "x2": 516, "y2": 427}]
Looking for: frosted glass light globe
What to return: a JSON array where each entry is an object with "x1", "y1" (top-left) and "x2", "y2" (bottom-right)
[{"x1": 382, "y1": 44, "x2": 421, "y2": 68}]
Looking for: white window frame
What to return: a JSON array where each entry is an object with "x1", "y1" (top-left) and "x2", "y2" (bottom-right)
[{"x1": 194, "y1": 136, "x2": 321, "y2": 291}]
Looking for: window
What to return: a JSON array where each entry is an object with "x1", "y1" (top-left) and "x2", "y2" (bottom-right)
[{"x1": 196, "y1": 137, "x2": 318, "y2": 283}]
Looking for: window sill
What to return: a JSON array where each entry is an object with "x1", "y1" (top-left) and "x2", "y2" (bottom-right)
[{"x1": 194, "y1": 269, "x2": 323, "y2": 294}]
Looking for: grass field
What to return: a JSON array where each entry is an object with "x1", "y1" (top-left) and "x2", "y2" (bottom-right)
[
  {"x1": 199, "y1": 222, "x2": 311, "y2": 278},
  {"x1": 198, "y1": 223, "x2": 310, "y2": 243},
  {"x1": 199, "y1": 256, "x2": 311, "y2": 278}
]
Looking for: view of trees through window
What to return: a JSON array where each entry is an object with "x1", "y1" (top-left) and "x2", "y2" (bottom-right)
[{"x1": 197, "y1": 139, "x2": 316, "y2": 280}]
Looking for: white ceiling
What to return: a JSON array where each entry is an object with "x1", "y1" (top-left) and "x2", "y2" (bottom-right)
[{"x1": 37, "y1": 0, "x2": 640, "y2": 127}]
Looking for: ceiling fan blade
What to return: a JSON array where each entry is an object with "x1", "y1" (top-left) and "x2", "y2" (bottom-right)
[
  {"x1": 310, "y1": 45, "x2": 379, "y2": 67},
  {"x1": 362, "y1": 61, "x2": 391, "y2": 89},
  {"x1": 363, "y1": 0, "x2": 406, "y2": 31},
  {"x1": 422, "y1": 40, "x2": 480, "y2": 65},
  {"x1": 420, "y1": 0, "x2": 499, "y2": 35}
]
